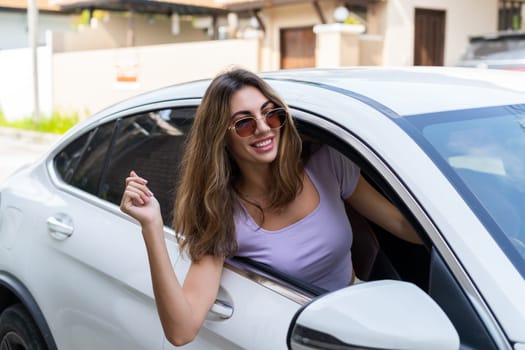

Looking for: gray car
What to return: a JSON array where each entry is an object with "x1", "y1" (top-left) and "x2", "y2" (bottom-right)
[{"x1": 458, "y1": 31, "x2": 525, "y2": 71}]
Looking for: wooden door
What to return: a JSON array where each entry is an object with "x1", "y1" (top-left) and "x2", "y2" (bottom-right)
[
  {"x1": 280, "y1": 27, "x2": 316, "y2": 69},
  {"x1": 414, "y1": 9, "x2": 446, "y2": 66}
]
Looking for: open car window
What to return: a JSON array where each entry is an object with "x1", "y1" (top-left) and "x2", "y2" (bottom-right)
[
  {"x1": 290, "y1": 115, "x2": 499, "y2": 349},
  {"x1": 225, "y1": 117, "x2": 429, "y2": 298}
]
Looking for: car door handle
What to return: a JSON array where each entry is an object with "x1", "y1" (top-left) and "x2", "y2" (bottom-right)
[
  {"x1": 47, "y1": 214, "x2": 74, "y2": 240},
  {"x1": 209, "y1": 299, "x2": 233, "y2": 319}
]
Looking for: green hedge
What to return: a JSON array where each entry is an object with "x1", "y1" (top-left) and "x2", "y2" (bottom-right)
[{"x1": 0, "y1": 110, "x2": 79, "y2": 134}]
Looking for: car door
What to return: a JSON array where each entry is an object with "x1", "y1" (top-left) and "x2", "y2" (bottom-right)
[
  {"x1": 47, "y1": 102, "x2": 307, "y2": 350},
  {"x1": 30, "y1": 120, "x2": 160, "y2": 349},
  {"x1": 98, "y1": 104, "x2": 305, "y2": 350},
  {"x1": 164, "y1": 255, "x2": 307, "y2": 349},
  {"x1": 39, "y1": 105, "x2": 196, "y2": 349}
]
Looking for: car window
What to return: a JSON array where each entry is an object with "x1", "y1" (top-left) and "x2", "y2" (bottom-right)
[
  {"x1": 100, "y1": 107, "x2": 195, "y2": 226},
  {"x1": 295, "y1": 121, "x2": 431, "y2": 290},
  {"x1": 55, "y1": 130, "x2": 94, "y2": 183},
  {"x1": 295, "y1": 118, "x2": 500, "y2": 349},
  {"x1": 402, "y1": 105, "x2": 525, "y2": 274},
  {"x1": 53, "y1": 107, "x2": 195, "y2": 226},
  {"x1": 57, "y1": 122, "x2": 116, "y2": 195}
]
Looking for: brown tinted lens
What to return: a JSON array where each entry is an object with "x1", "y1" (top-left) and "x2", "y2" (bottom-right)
[
  {"x1": 234, "y1": 117, "x2": 256, "y2": 137},
  {"x1": 266, "y1": 109, "x2": 286, "y2": 129}
]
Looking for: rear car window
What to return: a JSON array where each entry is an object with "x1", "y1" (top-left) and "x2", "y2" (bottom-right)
[{"x1": 53, "y1": 107, "x2": 195, "y2": 226}]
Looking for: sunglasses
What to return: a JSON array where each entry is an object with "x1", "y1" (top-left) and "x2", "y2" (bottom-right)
[{"x1": 228, "y1": 108, "x2": 287, "y2": 137}]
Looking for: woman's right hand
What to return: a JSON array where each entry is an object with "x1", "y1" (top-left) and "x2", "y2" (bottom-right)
[{"x1": 120, "y1": 170, "x2": 162, "y2": 229}]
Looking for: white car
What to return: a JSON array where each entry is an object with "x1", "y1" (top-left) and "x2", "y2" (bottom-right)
[{"x1": 0, "y1": 67, "x2": 524, "y2": 350}]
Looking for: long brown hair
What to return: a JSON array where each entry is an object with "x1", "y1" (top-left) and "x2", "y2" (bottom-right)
[{"x1": 173, "y1": 68, "x2": 303, "y2": 261}]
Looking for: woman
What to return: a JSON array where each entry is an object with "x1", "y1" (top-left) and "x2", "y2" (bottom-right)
[{"x1": 120, "y1": 68, "x2": 421, "y2": 346}]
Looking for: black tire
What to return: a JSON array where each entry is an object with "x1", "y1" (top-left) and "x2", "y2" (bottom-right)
[{"x1": 0, "y1": 303, "x2": 47, "y2": 350}]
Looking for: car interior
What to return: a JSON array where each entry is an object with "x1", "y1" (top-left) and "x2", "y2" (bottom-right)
[
  {"x1": 288, "y1": 118, "x2": 499, "y2": 349},
  {"x1": 296, "y1": 120, "x2": 430, "y2": 288},
  {"x1": 225, "y1": 118, "x2": 432, "y2": 303},
  {"x1": 227, "y1": 116, "x2": 500, "y2": 349}
]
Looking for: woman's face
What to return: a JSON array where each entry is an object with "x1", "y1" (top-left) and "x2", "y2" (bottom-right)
[{"x1": 226, "y1": 85, "x2": 281, "y2": 169}]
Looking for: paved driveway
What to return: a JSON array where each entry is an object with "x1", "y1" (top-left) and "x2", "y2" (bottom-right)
[{"x1": 0, "y1": 128, "x2": 59, "y2": 183}]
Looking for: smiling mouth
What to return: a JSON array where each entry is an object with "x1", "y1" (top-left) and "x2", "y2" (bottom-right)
[{"x1": 253, "y1": 138, "x2": 272, "y2": 148}]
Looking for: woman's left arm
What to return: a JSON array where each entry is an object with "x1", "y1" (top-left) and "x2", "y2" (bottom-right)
[{"x1": 346, "y1": 176, "x2": 423, "y2": 244}]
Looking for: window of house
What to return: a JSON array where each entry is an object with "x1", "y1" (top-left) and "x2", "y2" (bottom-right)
[{"x1": 499, "y1": 0, "x2": 524, "y2": 30}]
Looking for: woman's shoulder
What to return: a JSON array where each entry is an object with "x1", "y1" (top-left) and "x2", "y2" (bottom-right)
[
  {"x1": 305, "y1": 143, "x2": 342, "y2": 167},
  {"x1": 305, "y1": 143, "x2": 360, "y2": 195}
]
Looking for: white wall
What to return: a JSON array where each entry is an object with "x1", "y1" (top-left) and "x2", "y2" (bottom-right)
[
  {"x1": 51, "y1": 12, "x2": 213, "y2": 52},
  {"x1": 52, "y1": 39, "x2": 261, "y2": 118},
  {"x1": 0, "y1": 11, "x2": 72, "y2": 119},
  {"x1": 0, "y1": 45, "x2": 53, "y2": 120},
  {"x1": 381, "y1": 0, "x2": 498, "y2": 66}
]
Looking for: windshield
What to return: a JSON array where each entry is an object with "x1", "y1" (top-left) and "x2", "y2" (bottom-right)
[{"x1": 401, "y1": 105, "x2": 525, "y2": 275}]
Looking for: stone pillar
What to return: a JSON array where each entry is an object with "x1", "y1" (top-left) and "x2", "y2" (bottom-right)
[{"x1": 313, "y1": 23, "x2": 365, "y2": 67}]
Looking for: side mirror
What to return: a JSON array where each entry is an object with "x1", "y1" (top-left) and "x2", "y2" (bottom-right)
[{"x1": 287, "y1": 280, "x2": 459, "y2": 350}]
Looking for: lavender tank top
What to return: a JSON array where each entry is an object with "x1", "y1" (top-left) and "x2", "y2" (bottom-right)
[{"x1": 235, "y1": 145, "x2": 360, "y2": 291}]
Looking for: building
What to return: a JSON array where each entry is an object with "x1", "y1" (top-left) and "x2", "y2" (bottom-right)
[
  {"x1": 45, "y1": 0, "x2": 502, "y2": 68},
  {"x1": 0, "y1": 0, "x2": 74, "y2": 50},
  {"x1": 0, "y1": 0, "x2": 512, "y2": 119}
]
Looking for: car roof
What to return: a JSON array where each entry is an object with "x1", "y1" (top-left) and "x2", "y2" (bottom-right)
[
  {"x1": 262, "y1": 67, "x2": 525, "y2": 116},
  {"x1": 89, "y1": 67, "x2": 525, "y2": 122},
  {"x1": 470, "y1": 30, "x2": 525, "y2": 41}
]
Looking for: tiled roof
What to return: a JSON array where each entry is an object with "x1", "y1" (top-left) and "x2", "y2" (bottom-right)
[
  {"x1": 0, "y1": 0, "x2": 323, "y2": 14},
  {"x1": 52, "y1": 0, "x2": 261, "y2": 9},
  {"x1": 0, "y1": 0, "x2": 62, "y2": 12},
  {"x1": 52, "y1": 0, "x2": 231, "y2": 15}
]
